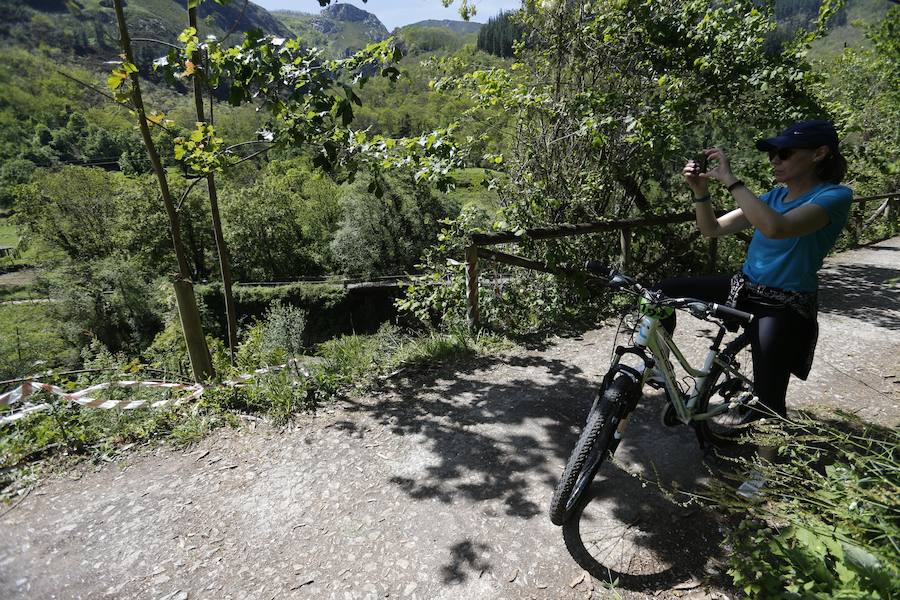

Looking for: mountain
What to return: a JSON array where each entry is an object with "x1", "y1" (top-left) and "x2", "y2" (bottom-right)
[
  {"x1": 391, "y1": 19, "x2": 482, "y2": 56},
  {"x1": 403, "y1": 19, "x2": 483, "y2": 35},
  {"x1": 274, "y1": 3, "x2": 389, "y2": 58},
  {"x1": 0, "y1": 0, "x2": 291, "y2": 60}
]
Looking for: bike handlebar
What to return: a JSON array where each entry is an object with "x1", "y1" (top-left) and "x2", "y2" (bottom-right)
[{"x1": 584, "y1": 260, "x2": 754, "y2": 325}]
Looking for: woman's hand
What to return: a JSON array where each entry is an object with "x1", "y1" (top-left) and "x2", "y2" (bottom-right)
[
  {"x1": 699, "y1": 147, "x2": 738, "y2": 188},
  {"x1": 682, "y1": 159, "x2": 708, "y2": 198}
]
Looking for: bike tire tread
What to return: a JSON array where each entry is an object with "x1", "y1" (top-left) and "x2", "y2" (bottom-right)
[{"x1": 548, "y1": 375, "x2": 633, "y2": 526}]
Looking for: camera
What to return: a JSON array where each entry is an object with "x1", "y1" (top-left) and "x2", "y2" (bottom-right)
[{"x1": 693, "y1": 152, "x2": 708, "y2": 174}]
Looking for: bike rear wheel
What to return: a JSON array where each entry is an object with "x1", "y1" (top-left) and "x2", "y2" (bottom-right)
[
  {"x1": 549, "y1": 374, "x2": 635, "y2": 526},
  {"x1": 697, "y1": 333, "x2": 754, "y2": 445}
]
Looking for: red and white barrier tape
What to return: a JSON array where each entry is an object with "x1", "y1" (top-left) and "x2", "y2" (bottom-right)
[
  {"x1": 0, "y1": 361, "x2": 306, "y2": 425},
  {"x1": 0, "y1": 380, "x2": 204, "y2": 425}
]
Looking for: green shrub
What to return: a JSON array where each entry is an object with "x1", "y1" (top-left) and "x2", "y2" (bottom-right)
[
  {"x1": 316, "y1": 332, "x2": 382, "y2": 389},
  {"x1": 398, "y1": 206, "x2": 616, "y2": 335},
  {"x1": 242, "y1": 370, "x2": 314, "y2": 426},
  {"x1": 234, "y1": 321, "x2": 281, "y2": 373},
  {"x1": 197, "y1": 281, "x2": 402, "y2": 345},
  {"x1": 197, "y1": 281, "x2": 346, "y2": 342},
  {"x1": 261, "y1": 300, "x2": 308, "y2": 358},
  {"x1": 143, "y1": 318, "x2": 229, "y2": 380},
  {"x1": 721, "y1": 413, "x2": 899, "y2": 599}
]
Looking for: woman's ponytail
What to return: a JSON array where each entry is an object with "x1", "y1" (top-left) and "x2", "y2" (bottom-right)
[{"x1": 816, "y1": 150, "x2": 848, "y2": 184}]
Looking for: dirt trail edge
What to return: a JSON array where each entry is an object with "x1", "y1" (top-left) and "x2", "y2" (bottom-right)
[{"x1": 2, "y1": 238, "x2": 898, "y2": 600}]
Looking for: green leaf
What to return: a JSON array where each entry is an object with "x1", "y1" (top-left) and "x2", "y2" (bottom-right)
[
  {"x1": 178, "y1": 27, "x2": 198, "y2": 43},
  {"x1": 107, "y1": 73, "x2": 125, "y2": 92},
  {"x1": 337, "y1": 99, "x2": 353, "y2": 126}
]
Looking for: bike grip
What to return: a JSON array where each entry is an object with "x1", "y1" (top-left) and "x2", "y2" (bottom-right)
[
  {"x1": 585, "y1": 260, "x2": 614, "y2": 278},
  {"x1": 711, "y1": 303, "x2": 753, "y2": 323}
]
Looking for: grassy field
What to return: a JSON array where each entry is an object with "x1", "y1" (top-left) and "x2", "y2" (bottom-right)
[
  {"x1": 442, "y1": 168, "x2": 503, "y2": 214},
  {"x1": 0, "y1": 279, "x2": 39, "y2": 303},
  {"x1": 0, "y1": 302, "x2": 71, "y2": 380},
  {"x1": 0, "y1": 216, "x2": 42, "y2": 302},
  {"x1": 0, "y1": 218, "x2": 17, "y2": 248},
  {"x1": 0, "y1": 215, "x2": 44, "y2": 270}
]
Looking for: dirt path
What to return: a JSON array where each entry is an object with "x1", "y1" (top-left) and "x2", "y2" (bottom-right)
[{"x1": 1, "y1": 238, "x2": 897, "y2": 600}]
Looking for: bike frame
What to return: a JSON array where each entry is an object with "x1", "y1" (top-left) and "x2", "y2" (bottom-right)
[{"x1": 607, "y1": 313, "x2": 753, "y2": 425}]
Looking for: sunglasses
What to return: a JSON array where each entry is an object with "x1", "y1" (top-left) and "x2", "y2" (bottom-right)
[{"x1": 767, "y1": 147, "x2": 809, "y2": 161}]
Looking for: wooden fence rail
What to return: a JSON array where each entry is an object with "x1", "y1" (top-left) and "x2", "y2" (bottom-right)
[{"x1": 465, "y1": 191, "x2": 899, "y2": 330}]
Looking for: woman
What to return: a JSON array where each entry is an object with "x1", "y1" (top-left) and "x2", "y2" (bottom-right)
[{"x1": 660, "y1": 119, "x2": 852, "y2": 498}]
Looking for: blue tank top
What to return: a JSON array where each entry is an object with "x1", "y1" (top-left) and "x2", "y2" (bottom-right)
[{"x1": 742, "y1": 183, "x2": 852, "y2": 293}]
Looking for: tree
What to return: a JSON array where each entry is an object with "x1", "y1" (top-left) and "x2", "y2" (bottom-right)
[
  {"x1": 815, "y1": 4, "x2": 899, "y2": 198},
  {"x1": 110, "y1": 0, "x2": 214, "y2": 381},
  {"x1": 185, "y1": 5, "x2": 240, "y2": 366},
  {"x1": 477, "y1": 11, "x2": 524, "y2": 58},
  {"x1": 14, "y1": 167, "x2": 170, "y2": 352},
  {"x1": 331, "y1": 175, "x2": 455, "y2": 277},
  {"x1": 410, "y1": 0, "x2": 845, "y2": 330}
]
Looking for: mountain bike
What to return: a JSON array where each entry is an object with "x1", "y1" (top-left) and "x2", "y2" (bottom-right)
[{"x1": 549, "y1": 262, "x2": 756, "y2": 526}]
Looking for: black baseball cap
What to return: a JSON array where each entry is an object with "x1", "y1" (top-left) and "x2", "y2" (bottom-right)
[{"x1": 755, "y1": 119, "x2": 839, "y2": 152}]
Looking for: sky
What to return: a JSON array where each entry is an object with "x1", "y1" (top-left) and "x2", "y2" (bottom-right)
[{"x1": 253, "y1": 0, "x2": 523, "y2": 31}]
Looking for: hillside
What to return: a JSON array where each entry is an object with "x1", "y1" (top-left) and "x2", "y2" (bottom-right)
[
  {"x1": 810, "y1": 0, "x2": 893, "y2": 57},
  {"x1": 770, "y1": 0, "x2": 890, "y2": 56},
  {"x1": 0, "y1": 0, "x2": 290, "y2": 60},
  {"x1": 404, "y1": 19, "x2": 483, "y2": 35},
  {"x1": 273, "y1": 3, "x2": 388, "y2": 58}
]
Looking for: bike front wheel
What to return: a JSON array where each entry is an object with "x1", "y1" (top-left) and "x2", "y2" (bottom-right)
[{"x1": 549, "y1": 374, "x2": 635, "y2": 526}]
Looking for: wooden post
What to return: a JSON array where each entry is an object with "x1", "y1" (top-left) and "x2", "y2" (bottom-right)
[
  {"x1": 889, "y1": 197, "x2": 898, "y2": 233},
  {"x1": 173, "y1": 278, "x2": 213, "y2": 381},
  {"x1": 853, "y1": 200, "x2": 865, "y2": 244},
  {"x1": 619, "y1": 227, "x2": 631, "y2": 270},
  {"x1": 465, "y1": 244, "x2": 480, "y2": 332}
]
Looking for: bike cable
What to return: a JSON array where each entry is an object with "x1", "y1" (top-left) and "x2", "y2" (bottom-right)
[{"x1": 609, "y1": 309, "x2": 630, "y2": 366}]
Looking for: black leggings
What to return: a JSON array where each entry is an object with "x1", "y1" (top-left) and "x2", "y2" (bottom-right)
[{"x1": 655, "y1": 275, "x2": 816, "y2": 418}]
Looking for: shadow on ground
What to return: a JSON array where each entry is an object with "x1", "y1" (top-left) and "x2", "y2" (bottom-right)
[
  {"x1": 818, "y1": 262, "x2": 900, "y2": 330},
  {"x1": 337, "y1": 349, "x2": 736, "y2": 592}
]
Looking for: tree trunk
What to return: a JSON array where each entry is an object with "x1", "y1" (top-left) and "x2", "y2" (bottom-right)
[
  {"x1": 189, "y1": 7, "x2": 239, "y2": 367},
  {"x1": 112, "y1": 0, "x2": 214, "y2": 381}
]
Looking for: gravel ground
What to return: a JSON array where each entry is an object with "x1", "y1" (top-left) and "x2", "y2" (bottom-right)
[{"x1": 1, "y1": 237, "x2": 897, "y2": 600}]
